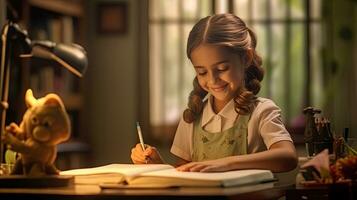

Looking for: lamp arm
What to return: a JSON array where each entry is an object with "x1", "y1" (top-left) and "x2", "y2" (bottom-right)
[
  {"x1": 0, "y1": 23, "x2": 9, "y2": 103},
  {"x1": 0, "y1": 21, "x2": 32, "y2": 165},
  {"x1": 0, "y1": 23, "x2": 11, "y2": 165}
]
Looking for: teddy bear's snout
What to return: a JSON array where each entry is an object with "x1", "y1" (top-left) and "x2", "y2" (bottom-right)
[{"x1": 32, "y1": 126, "x2": 51, "y2": 142}]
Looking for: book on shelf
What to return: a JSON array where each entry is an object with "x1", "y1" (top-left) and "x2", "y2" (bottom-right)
[
  {"x1": 61, "y1": 16, "x2": 74, "y2": 44},
  {"x1": 60, "y1": 164, "x2": 275, "y2": 188},
  {"x1": 30, "y1": 15, "x2": 74, "y2": 43},
  {"x1": 29, "y1": 67, "x2": 77, "y2": 98}
]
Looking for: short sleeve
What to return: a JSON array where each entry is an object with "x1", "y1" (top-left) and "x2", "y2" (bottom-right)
[
  {"x1": 255, "y1": 99, "x2": 293, "y2": 149},
  {"x1": 170, "y1": 117, "x2": 193, "y2": 161}
]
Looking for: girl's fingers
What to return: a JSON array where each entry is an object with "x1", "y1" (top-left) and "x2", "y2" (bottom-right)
[
  {"x1": 177, "y1": 162, "x2": 215, "y2": 172},
  {"x1": 131, "y1": 144, "x2": 149, "y2": 163},
  {"x1": 132, "y1": 144, "x2": 163, "y2": 164},
  {"x1": 144, "y1": 146, "x2": 157, "y2": 157},
  {"x1": 131, "y1": 157, "x2": 143, "y2": 164},
  {"x1": 131, "y1": 153, "x2": 146, "y2": 164},
  {"x1": 135, "y1": 143, "x2": 144, "y2": 152},
  {"x1": 188, "y1": 164, "x2": 206, "y2": 172},
  {"x1": 138, "y1": 144, "x2": 154, "y2": 156},
  {"x1": 200, "y1": 165, "x2": 219, "y2": 172},
  {"x1": 144, "y1": 147, "x2": 152, "y2": 156},
  {"x1": 135, "y1": 144, "x2": 149, "y2": 157},
  {"x1": 133, "y1": 150, "x2": 147, "y2": 161},
  {"x1": 144, "y1": 147, "x2": 157, "y2": 157},
  {"x1": 145, "y1": 147, "x2": 165, "y2": 164},
  {"x1": 176, "y1": 162, "x2": 195, "y2": 171},
  {"x1": 130, "y1": 153, "x2": 139, "y2": 163}
]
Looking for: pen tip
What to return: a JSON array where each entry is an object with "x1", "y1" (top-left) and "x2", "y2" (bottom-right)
[{"x1": 136, "y1": 122, "x2": 140, "y2": 126}]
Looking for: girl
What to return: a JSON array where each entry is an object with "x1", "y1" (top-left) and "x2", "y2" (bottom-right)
[{"x1": 131, "y1": 13, "x2": 297, "y2": 173}]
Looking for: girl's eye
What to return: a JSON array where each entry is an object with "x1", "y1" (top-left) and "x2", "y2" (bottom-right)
[
  {"x1": 196, "y1": 69, "x2": 207, "y2": 76},
  {"x1": 217, "y1": 65, "x2": 229, "y2": 71},
  {"x1": 198, "y1": 71, "x2": 207, "y2": 76}
]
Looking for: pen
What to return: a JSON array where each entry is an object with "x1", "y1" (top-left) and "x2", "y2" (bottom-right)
[
  {"x1": 136, "y1": 122, "x2": 149, "y2": 164},
  {"x1": 136, "y1": 122, "x2": 146, "y2": 151}
]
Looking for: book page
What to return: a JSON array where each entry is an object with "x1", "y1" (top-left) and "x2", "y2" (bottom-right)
[
  {"x1": 60, "y1": 164, "x2": 173, "y2": 177},
  {"x1": 60, "y1": 164, "x2": 174, "y2": 184},
  {"x1": 139, "y1": 168, "x2": 272, "y2": 180},
  {"x1": 127, "y1": 168, "x2": 274, "y2": 187}
]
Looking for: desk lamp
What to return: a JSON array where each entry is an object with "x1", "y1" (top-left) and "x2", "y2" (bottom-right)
[{"x1": 0, "y1": 11, "x2": 87, "y2": 187}]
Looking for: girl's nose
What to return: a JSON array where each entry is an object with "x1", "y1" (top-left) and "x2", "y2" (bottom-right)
[{"x1": 208, "y1": 72, "x2": 219, "y2": 84}]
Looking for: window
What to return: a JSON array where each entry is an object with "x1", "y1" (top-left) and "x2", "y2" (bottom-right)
[
  {"x1": 233, "y1": 0, "x2": 323, "y2": 124},
  {"x1": 148, "y1": 0, "x2": 323, "y2": 141},
  {"x1": 149, "y1": 0, "x2": 212, "y2": 140}
]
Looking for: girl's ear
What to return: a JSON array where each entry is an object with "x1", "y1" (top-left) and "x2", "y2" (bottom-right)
[{"x1": 25, "y1": 89, "x2": 37, "y2": 108}]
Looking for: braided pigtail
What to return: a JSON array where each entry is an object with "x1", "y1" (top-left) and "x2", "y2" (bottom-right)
[
  {"x1": 234, "y1": 88, "x2": 256, "y2": 115},
  {"x1": 234, "y1": 27, "x2": 264, "y2": 115},
  {"x1": 183, "y1": 77, "x2": 207, "y2": 123},
  {"x1": 244, "y1": 27, "x2": 264, "y2": 95}
]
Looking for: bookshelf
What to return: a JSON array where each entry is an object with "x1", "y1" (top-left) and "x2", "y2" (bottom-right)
[{"x1": 8, "y1": 0, "x2": 90, "y2": 170}]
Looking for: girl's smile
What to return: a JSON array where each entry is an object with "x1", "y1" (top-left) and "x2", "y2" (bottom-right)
[{"x1": 211, "y1": 84, "x2": 228, "y2": 92}]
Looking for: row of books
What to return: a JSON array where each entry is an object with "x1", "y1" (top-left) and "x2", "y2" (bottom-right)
[
  {"x1": 30, "y1": 15, "x2": 74, "y2": 44},
  {"x1": 29, "y1": 67, "x2": 81, "y2": 109}
]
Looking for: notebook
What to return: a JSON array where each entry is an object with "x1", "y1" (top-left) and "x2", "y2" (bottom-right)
[{"x1": 60, "y1": 164, "x2": 275, "y2": 188}]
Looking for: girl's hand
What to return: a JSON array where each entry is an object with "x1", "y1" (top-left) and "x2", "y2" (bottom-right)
[
  {"x1": 130, "y1": 143, "x2": 164, "y2": 164},
  {"x1": 176, "y1": 159, "x2": 232, "y2": 172}
]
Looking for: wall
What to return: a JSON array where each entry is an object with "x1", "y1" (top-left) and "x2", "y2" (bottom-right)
[{"x1": 85, "y1": 0, "x2": 139, "y2": 165}]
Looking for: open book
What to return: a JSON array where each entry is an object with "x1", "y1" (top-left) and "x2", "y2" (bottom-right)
[{"x1": 60, "y1": 164, "x2": 275, "y2": 188}]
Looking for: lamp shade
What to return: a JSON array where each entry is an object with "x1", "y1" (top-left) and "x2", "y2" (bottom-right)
[{"x1": 21, "y1": 41, "x2": 88, "y2": 77}]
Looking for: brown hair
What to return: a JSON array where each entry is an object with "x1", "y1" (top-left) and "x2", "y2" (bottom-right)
[{"x1": 183, "y1": 13, "x2": 264, "y2": 123}]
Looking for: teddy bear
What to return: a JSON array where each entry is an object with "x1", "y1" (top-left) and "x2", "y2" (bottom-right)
[{"x1": 1, "y1": 89, "x2": 71, "y2": 176}]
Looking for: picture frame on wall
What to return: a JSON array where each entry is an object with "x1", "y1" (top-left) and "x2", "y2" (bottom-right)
[{"x1": 97, "y1": 2, "x2": 128, "y2": 34}]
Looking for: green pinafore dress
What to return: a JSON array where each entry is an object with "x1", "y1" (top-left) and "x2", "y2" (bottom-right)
[{"x1": 192, "y1": 114, "x2": 250, "y2": 162}]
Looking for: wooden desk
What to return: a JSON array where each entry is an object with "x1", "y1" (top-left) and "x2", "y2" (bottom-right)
[
  {"x1": 0, "y1": 181, "x2": 293, "y2": 200},
  {"x1": 286, "y1": 183, "x2": 357, "y2": 200}
]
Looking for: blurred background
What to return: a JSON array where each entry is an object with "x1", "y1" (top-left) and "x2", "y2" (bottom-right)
[{"x1": 0, "y1": 0, "x2": 356, "y2": 170}]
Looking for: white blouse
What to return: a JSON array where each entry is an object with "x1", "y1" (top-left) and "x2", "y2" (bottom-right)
[{"x1": 170, "y1": 96, "x2": 293, "y2": 161}]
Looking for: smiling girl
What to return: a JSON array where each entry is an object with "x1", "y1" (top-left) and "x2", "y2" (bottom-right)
[{"x1": 131, "y1": 13, "x2": 297, "y2": 173}]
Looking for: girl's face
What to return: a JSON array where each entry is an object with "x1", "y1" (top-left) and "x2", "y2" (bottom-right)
[{"x1": 190, "y1": 44, "x2": 244, "y2": 106}]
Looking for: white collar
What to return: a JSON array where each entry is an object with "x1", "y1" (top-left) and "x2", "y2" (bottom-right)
[{"x1": 201, "y1": 95, "x2": 238, "y2": 127}]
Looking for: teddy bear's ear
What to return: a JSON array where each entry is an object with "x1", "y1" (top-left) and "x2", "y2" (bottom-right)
[
  {"x1": 43, "y1": 94, "x2": 64, "y2": 108},
  {"x1": 25, "y1": 89, "x2": 37, "y2": 108}
]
